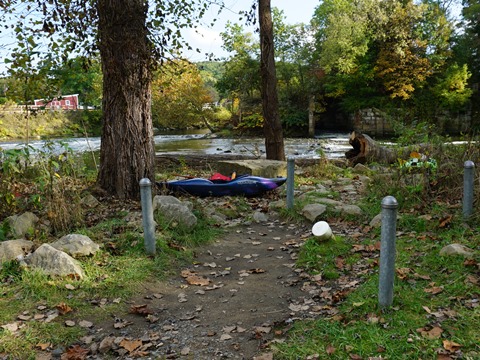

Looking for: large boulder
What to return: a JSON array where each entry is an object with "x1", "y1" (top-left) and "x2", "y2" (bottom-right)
[
  {"x1": 302, "y1": 204, "x2": 327, "y2": 222},
  {"x1": 440, "y1": 244, "x2": 475, "y2": 258},
  {"x1": 26, "y1": 244, "x2": 85, "y2": 279},
  {"x1": 51, "y1": 234, "x2": 100, "y2": 258},
  {"x1": 153, "y1": 195, "x2": 197, "y2": 229},
  {"x1": 216, "y1": 159, "x2": 287, "y2": 178},
  {"x1": 5, "y1": 212, "x2": 39, "y2": 239},
  {"x1": 0, "y1": 239, "x2": 34, "y2": 263}
]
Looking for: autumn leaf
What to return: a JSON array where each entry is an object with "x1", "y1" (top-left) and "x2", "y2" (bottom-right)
[
  {"x1": 424, "y1": 285, "x2": 444, "y2": 295},
  {"x1": 119, "y1": 338, "x2": 142, "y2": 353},
  {"x1": 129, "y1": 304, "x2": 153, "y2": 316},
  {"x1": 247, "y1": 268, "x2": 266, "y2": 274},
  {"x1": 60, "y1": 344, "x2": 89, "y2": 360},
  {"x1": 335, "y1": 256, "x2": 345, "y2": 270},
  {"x1": 36, "y1": 343, "x2": 51, "y2": 350},
  {"x1": 57, "y1": 302, "x2": 73, "y2": 315},
  {"x1": 326, "y1": 344, "x2": 336, "y2": 354},
  {"x1": 443, "y1": 340, "x2": 462, "y2": 352},
  {"x1": 439, "y1": 215, "x2": 452, "y2": 228},
  {"x1": 185, "y1": 275, "x2": 211, "y2": 286},
  {"x1": 396, "y1": 267, "x2": 411, "y2": 280},
  {"x1": 417, "y1": 326, "x2": 443, "y2": 339}
]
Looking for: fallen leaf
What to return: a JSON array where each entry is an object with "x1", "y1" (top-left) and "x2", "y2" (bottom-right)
[
  {"x1": 465, "y1": 275, "x2": 478, "y2": 285},
  {"x1": 417, "y1": 326, "x2": 443, "y2": 339},
  {"x1": 439, "y1": 215, "x2": 452, "y2": 228},
  {"x1": 36, "y1": 343, "x2": 51, "y2": 350},
  {"x1": 57, "y1": 303, "x2": 73, "y2": 315},
  {"x1": 220, "y1": 334, "x2": 232, "y2": 341},
  {"x1": 119, "y1": 339, "x2": 142, "y2": 353},
  {"x1": 185, "y1": 275, "x2": 211, "y2": 286},
  {"x1": 65, "y1": 284, "x2": 76, "y2": 290},
  {"x1": 61, "y1": 344, "x2": 89, "y2": 360},
  {"x1": 326, "y1": 344, "x2": 336, "y2": 354},
  {"x1": 443, "y1": 340, "x2": 462, "y2": 352},
  {"x1": 129, "y1": 304, "x2": 153, "y2": 316},
  {"x1": 425, "y1": 286, "x2": 444, "y2": 295},
  {"x1": 247, "y1": 268, "x2": 266, "y2": 274},
  {"x1": 335, "y1": 257, "x2": 345, "y2": 270},
  {"x1": 396, "y1": 267, "x2": 411, "y2": 280}
]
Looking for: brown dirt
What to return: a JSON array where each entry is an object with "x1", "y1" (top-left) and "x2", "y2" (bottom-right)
[{"x1": 87, "y1": 217, "x2": 312, "y2": 359}]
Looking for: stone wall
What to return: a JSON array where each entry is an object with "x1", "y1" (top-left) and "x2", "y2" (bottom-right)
[
  {"x1": 352, "y1": 108, "x2": 394, "y2": 137},
  {"x1": 351, "y1": 108, "x2": 474, "y2": 137}
]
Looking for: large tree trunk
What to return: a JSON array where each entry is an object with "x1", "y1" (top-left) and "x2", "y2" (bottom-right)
[
  {"x1": 258, "y1": 0, "x2": 285, "y2": 161},
  {"x1": 97, "y1": 0, "x2": 155, "y2": 199}
]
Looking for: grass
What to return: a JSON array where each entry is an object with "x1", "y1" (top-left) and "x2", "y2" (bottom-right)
[
  {"x1": 0, "y1": 205, "x2": 222, "y2": 358},
  {"x1": 275, "y1": 220, "x2": 480, "y2": 359},
  {"x1": 274, "y1": 143, "x2": 480, "y2": 359},
  {"x1": 0, "y1": 133, "x2": 479, "y2": 358}
]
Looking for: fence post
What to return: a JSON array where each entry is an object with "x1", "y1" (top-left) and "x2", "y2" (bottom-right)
[
  {"x1": 378, "y1": 196, "x2": 398, "y2": 309},
  {"x1": 463, "y1": 160, "x2": 475, "y2": 219},
  {"x1": 286, "y1": 156, "x2": 295, "y2": 210},
  {"x1": 140, "y1": 178, "x2": 156, "y2": 255}
]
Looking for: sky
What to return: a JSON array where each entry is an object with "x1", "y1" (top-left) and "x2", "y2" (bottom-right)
[
  {"x1": 0, "y1": 0, "x2": 319, "y2": 75},
  {"x1": 182, "y1": 0, "x2": 320, "y2": 61}
]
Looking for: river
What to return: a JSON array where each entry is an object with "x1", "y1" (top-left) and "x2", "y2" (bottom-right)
[{"x1": 0, "y1": 130, "x2": 351, "y2": 159}]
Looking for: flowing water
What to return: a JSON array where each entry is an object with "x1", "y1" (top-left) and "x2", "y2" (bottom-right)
[{"x1": 0, "y1": 130, "x2": 351, "y2": 159}]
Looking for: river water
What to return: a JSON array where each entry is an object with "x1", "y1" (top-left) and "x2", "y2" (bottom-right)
[{"x1": 0, "y1": 130, "x2": 351, "y2": 159}]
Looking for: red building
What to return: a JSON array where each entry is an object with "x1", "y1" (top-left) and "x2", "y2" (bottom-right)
[{"x1": 34, "y1": 94, "x2": 79, "y2": 110}]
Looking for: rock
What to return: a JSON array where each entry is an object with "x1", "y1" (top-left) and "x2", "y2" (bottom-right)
[
  {"x1": 314, "y1": 198, "x2": 344, "y2": 207},
  {"x1": 26, "y1": 244, "x2": 85, "y2": 279},
  {"x1": 335, "y1": 204, "x2": 363, "y2": 216},
  {"x1": 80, "y1": 194, "x2": 100, "y2": 208},
  {"x1": 301, "y1": 204, "x2": 327, "y2": 222},
  {"x1": 152, "y1": 195, "x2": 182, "y2": 211},
  {"x1": 269, "y1": 200, "x2": 285, "y2": 210},
  {"x1": 51, "y1": 234, "x2": 100, "y2": 258},
  {"x1": 157, "y1": 204, "x2": 197, "y2": 229},
  {"x1": 5, "y1": 212, "x2": 39, "y2": 238},
  {"x1": 440, "y1": 244, "x2": 475, "y2": 258},
  {"x1": 369, "y1": 213, "x2": 382, "y2": 227},
  {"x1": 253, "y1": 211, "x2": 268, "y2": 223},
  {"x1": 352, "y1": 163, "x2": 370, "y2": 174},
  {"x1": 0, "y1": 239, "x2": 34, "y2": 263},
  {"x1": 216, "y1": 159, "x2": 287, "y2": 178},
  {"x1": 153, "y1": 195, "x2": 197, "y2": 229}
]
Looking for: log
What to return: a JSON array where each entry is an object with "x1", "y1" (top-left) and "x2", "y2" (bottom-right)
[
  {"x1": 345, "y1": 131, "x2": 433, "y2": 166},
  {"x1": 345, "y1": 132, "x2": 397, "y2": 165}
]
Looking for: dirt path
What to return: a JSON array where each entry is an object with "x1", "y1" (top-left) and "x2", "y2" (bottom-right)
[{"x1": 88, "y1": 218, "x2": 311, "y2": 359}]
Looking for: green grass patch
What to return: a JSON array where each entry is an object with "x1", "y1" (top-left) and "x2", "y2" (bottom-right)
[
  {"x1": 0, "y1": 203, "x2": 223, "y2": 358},
  {"x1": 275, "y1": 215, "x2": 480, "y2": 359}
]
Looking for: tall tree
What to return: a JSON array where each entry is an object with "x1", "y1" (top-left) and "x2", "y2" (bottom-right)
[
  {"x1": 258, "y1": 0, "x2": 285, "y2": 160},
  {"x1": 0, "y1": 0, "x2": 223, "y2": 199}
]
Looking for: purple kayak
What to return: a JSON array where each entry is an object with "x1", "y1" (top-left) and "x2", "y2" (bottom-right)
[{"x1": 157, "y1": 175, "x2": 286, "y2": 197}]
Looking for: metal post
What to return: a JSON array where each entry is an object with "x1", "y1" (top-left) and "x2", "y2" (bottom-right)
[
  {"x1": 286, "y1": 156, "x2": 295, "y2": 210},
  {"x1": 463, "y1": 160, "x2": 475, "y2": 219},
  {"x1": 140, "y1": 178, "x2": 156, "y2": 255},
  {"x1": 378, "y1": 196, "x2": 398, "y2": 309}
]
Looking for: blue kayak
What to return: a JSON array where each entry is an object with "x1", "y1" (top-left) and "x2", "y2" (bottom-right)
[{"x1": 157, "y1": 175, "x2": 287, "y2": 197}]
